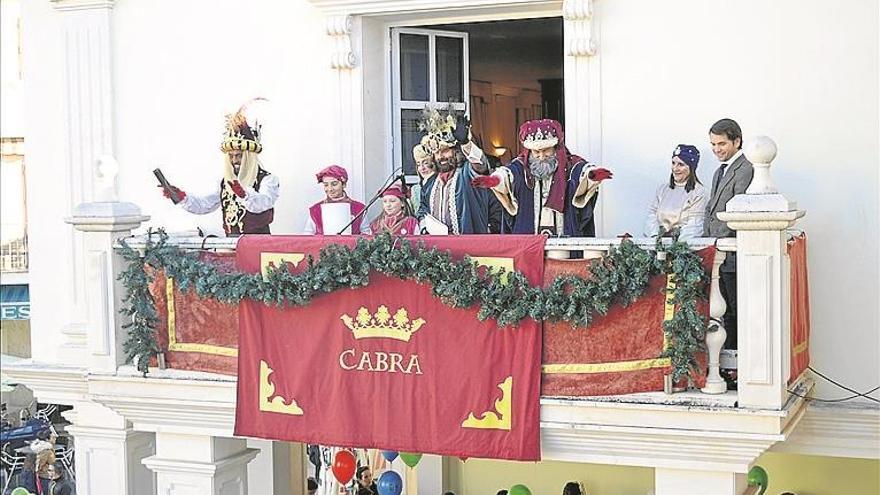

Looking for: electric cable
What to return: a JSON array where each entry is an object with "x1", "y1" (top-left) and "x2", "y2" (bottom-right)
[
  {"x1": 786, "y1": 366, "x2": 880, "y2": 403},
  {"x1": 787, "y1": 386, "x2": 879, "y2": 403}
]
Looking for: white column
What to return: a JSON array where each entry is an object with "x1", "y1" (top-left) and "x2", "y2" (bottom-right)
[
  {"x1": 63, "y1": 401, "x2": 155, "y2": 495},
  {"x1": 326, "y1": 14, "x2": 367, "y2": 201},
  {"x1": 655, "y1": 467, "x2": 747, "y2": 495},
  {"x1": 49, "y1": 0, "x2": 118, "y2": 361},
  {"x1": 246, "y1": 439, "x2": 293, "y2": 495},
  {"x1": 563, "y1": 0, "x2": 604, "y2": 234},
  {"x1": 143, "y1": 433, "x2": 259, "y2": 495},
  {"x1": 65, "y1": 158, "x2": 149, "y2": 372},
  {"x1": 407, "y1": 454, "x2": 442, "y2": 495},
  {"x1": 717, "y1": 136, "x2": 805, "y2": 410}
]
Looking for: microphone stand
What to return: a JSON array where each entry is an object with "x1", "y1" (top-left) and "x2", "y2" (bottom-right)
[{"x1": 336, "y1": 168, "x2": 407, "y2": 235}]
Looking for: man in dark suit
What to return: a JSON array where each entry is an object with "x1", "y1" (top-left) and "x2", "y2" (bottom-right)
[{"x1": 704, "y1": 118, "x2": 753, "y2": 354}]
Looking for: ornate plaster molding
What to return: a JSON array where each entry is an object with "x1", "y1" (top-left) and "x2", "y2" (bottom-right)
[
  {"x1": 326, "y1": 15, "x2": 357, "y2": 69},
  {"x1": 1, "y1": 362, "x2": 89, "y2": 405},
  {"x1": 716, "y1": 210, "x2": 806, "y2": 231},
  {"x1": 87, "y1": 368, "x2": 239, "y2": 437},
  {"x1": 542, "y1": 425, "x2": 777, "y2": 473},
  {"x1": 50, "y1": 0, "x2": 114, "y2": 12},
  {"x1": 770, "y1": 403, "x2": 880, "y2": 459},
  {"x1": 142, "y1": 449, "x2": 259, "y2": 476},
  {"x1": 563, "y1": 0, "x2": 597, "y2": 56},
  {"x1": 307, "y1": 0, "x2": 559, "y2": 16}
]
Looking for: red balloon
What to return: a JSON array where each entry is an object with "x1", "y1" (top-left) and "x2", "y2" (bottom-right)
[{"x1": 332, "y1": 450, "x2": 356, "y2": 484}]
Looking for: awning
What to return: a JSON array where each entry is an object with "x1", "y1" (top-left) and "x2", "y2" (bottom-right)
[{"x1": 0, "y1": 284, "x2": 29, "y2": 320}]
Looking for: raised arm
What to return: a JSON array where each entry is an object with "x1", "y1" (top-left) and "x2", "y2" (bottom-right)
[{"x1": 179, "y1": 187, "x2": 222, "y2": 215}]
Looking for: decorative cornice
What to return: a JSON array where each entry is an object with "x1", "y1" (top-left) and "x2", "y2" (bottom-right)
[
  {"x1": 21, "y1": 363, "x2": 876, "y2": 469},
  {"x1": 307, "y1": 0, "x2": 560, "y2": 16},
  {"x1": 540, "y1": 386, "x2": 811, "y2": 472},
  {"x1": 326, "y1": 15, "x2": 357, "y2": 69},
  {"x1": 65, "y1": 424, "x2": 133, "y2": 442},
  {"x1": 87, "y1": 369, "x2": 238, "y2": 437},
  {"x1": 563, "y1": 0, "x2": 597, "y2": 56},
  {"x1": 51, "y1": 0, "x2": 114, "y2": 12},
  {"x1": 142, "y1": 448, "x2": 259, "y2": 476},
  {"x1": 770, "y1": 403, "x2": 880, "y2": 459},
  {"x1": 542, "y1": 425, "x2": 776, "y2": 473},
  {"x1": 1, "y1": 362, "x2": 89, "y2": 404},
  {"x1": 717, "y1": 210, "x2": 806, "y2": 231},
  {"x1": 65, "y1": 212, "x2": 151, "y2": 233}
]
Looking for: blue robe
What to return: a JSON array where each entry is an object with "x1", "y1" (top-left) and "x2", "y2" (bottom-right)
[
  {"x1": 501, "y1": 157, "x2": 598, "y2": 237},
  {"x1": 428, "y1": 165, "x2": 493, "y2": 235},
  {"x1": 416, "y1": 174, "x2": 437, "y2": 220}
]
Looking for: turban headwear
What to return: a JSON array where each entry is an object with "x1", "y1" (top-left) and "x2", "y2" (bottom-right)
[
  {"x1": 672, "y1": 144, "x2": 700, "y2": 169},
  {"x1": 316, "y1": 165, "x2": 349, "y2": 183},
  {"x1": 220, "y1": 98, "x2": 265, "y2": 154},
  {"x1": 517, "y1": 119, "x2": 570, "y2": 213},
  {"x1": 382, "y1": 183, "x2": 410, "y2": 200}
]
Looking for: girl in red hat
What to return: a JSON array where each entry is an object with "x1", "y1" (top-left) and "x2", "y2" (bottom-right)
[{"x1": 369, "y1": 184, "x2": 419, "y2": 236}]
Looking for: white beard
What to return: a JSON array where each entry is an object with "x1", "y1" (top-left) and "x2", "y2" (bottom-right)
[{"x1": 528, "y1": 155, "x2": 558, "y2": 180}]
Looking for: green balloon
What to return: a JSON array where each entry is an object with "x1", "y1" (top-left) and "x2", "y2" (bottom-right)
[
  {"x1": 11, "y1": 488, "x2": 32, "y2": 495},
  {"x1": 747, "y1": 466, "x2": 768, "y2": 495},
  {"x1": 400, "y1": 452, "x2": 423, "y2": 468},
  {"x1": 509, "y1": 484, "x2": 532, "y2": 495}
]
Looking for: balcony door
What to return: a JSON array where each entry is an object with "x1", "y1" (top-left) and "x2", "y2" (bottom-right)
[{"x1": 391, "y1": 28, "x2": 469, "y2": 178}]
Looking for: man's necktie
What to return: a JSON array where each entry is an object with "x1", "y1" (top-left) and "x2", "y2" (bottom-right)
[{"x1": 714, "y1": 163, "x2": 728, "y2": 194}]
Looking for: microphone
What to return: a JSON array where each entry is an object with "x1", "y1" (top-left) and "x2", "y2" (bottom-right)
[
  {"x1": 336, "y1": 167, "x2": 404, "y2": 235},
  {"x1": 396, "y1": 172, "x2": 410, "y2": 197},
  {"x1": 153, "y1": 167, "x2": 182, "y2": 204}
]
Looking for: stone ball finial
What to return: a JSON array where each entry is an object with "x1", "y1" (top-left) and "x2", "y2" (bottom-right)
[
  {"x1": 744, "y1": 136, "x2": 779, "y2": 195},
  {"x1": 744, "y1": 135, "x2": 777, "y2": 166}
]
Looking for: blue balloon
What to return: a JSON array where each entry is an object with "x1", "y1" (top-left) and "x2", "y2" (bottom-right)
[
  {"x1": 377, "y1": 470, "x2": 403, "y2": 495},
  {"x1": 381, "y1": 450, "x2": 399, "y2": 462}
]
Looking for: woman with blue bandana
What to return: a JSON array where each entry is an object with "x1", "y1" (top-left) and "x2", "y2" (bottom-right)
[{"x1": 644, "y1": 144, "x2": 707, "y2": 241}]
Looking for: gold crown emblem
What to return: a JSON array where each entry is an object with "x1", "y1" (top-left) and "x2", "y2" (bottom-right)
[{"x1": 341, "y1": 305, "x2": 426, "y2": 342}]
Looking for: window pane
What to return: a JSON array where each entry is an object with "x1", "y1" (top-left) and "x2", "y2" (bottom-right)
[
  {"x1": 400, "y1": 109, "x2": 424, "y2": 176},
  {"x1": 400, "y1": 34, "x2": 429, "y2": 101},
  {"x1": 1, "y1": 139, "x2": 28, "y2": 272},
  {"x1": 436, "y1": 36, "x2": 463, "y2": 103}
]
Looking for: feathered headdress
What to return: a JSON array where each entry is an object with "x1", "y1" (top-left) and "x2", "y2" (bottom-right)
[
  {"x1": 418, "y1": 106, "x2": 461, "y2": 153},
  {"x1": 220, "y1": 97, "x2": 267, "y2": 153}
]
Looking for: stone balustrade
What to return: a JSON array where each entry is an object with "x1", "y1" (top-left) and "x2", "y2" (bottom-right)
[{"x1": 3, "y1": 136, "x2": 814, "y2": 495}]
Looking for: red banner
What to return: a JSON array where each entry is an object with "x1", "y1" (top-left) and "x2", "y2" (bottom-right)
[
  {"x1": 542, "y1": 247, "x2": 713, "y2": 396},
  {"x1": 233, "y1": 235, "x2": 545, "y2": 461},
  {"x1": 788, "y1": 234, "x2": 811, "y2": 383},
  {"x1": 150, "y1": 252, "x2": 239, "y2": 374}
]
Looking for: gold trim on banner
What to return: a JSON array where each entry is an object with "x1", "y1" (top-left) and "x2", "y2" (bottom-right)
[
  {"x1": 260, "y1": 360, "x2": 303, "y2": 415},
  {"x1": 662, "y1": 273, "x2": 676, "y2": 349},
  {"x1": 542, "y1": 274, "x2": 677, "y2": 375},
  {"x1": 165, "y1": 277, "x2": 238, "y2": 357},
  {"x1": 542, "y1": 358, "x2": 671, "y2": 374},
  {"x1": 462, "y1": 376, "x2": 512, "y2": 430},
  {"x1": 793, "y1": 340, "x2": 809, "y2": 355},
  {"x1": 260, "y1": 252, "x2": 306, "y2": 281},
  {"x1": 471, "y1": 256, "x2": 515, "y2": 284}
]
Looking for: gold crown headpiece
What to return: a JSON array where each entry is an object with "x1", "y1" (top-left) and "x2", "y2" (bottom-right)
[
  {"x1": 341, "y1": 305, "x2": 426, "y2": 342},
  {"x1": 220, "y1": 97, "x2": 266, "y2": 154},
  {"x1": 418, "y1": 106, "x2": 461, "y2": 153}
]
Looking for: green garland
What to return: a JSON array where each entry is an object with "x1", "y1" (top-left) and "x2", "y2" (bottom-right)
[{"x1": 118, "y1": 231, "x2": 710, "y2": 382}]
